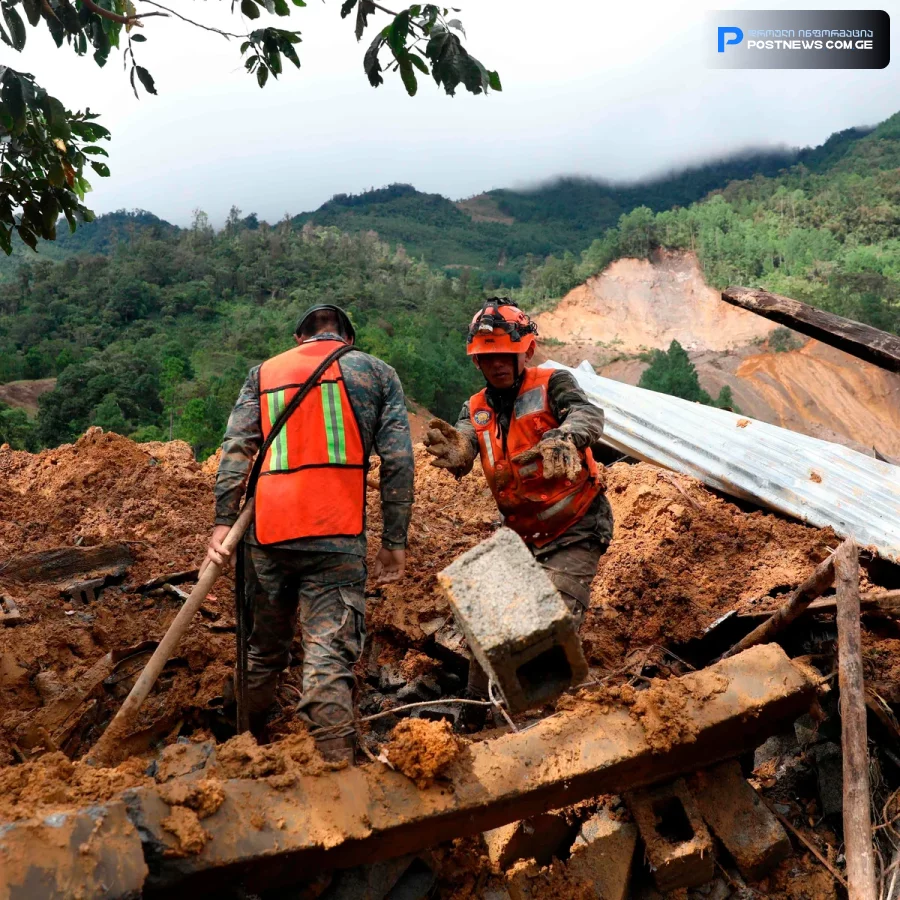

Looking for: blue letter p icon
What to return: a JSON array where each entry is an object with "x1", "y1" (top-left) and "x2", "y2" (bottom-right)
[{"x1": 717, "y1": 26, "x2": 744, "y2": 52}]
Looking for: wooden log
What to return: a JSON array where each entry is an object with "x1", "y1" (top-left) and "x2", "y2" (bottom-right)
[
  {"x1": 87, "y1": 501, "x2": 254, "y2": 766},
  {"x1": 727, "y1": 590, "x2": 900, "y2": 629},
  {"x1": 0, "y1": 543, "x2": 133, "y2": 584},
  {"x1": 720, "y1": 548, "x2": 841, "y2": 660},
  {"x1": 721, "y1": 286, "x2": 900, "y2": 373},
  {"x1": 834, "y1": 539, "x2": 877, "y2": 900}
]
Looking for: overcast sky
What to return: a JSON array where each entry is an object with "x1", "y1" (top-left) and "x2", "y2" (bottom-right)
[{"x1": 11, "y1": 0, "x2": 899, "y2": 225}]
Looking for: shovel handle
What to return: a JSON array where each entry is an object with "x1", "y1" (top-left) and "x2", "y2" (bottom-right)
[{"x1": 89, "y1": 500, "x2": 255, "y2": 766}]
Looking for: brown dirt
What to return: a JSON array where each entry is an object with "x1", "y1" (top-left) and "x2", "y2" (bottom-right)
[
  {"x1": 386, "y1": 719, "x2": 463, "y2": 788},
  {"x1": 0, "y1": 378, "x2": 57, "y2": 417},
  {"x1": 0, "y1": 428, "x2": 887, "y2": 900},
  {"x1": 161, "y1": 805, "x2": 212, "y2": 857}
]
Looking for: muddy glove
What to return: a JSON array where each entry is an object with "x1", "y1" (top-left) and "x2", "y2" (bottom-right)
[
  {"x1": 422, "y1": 418, "x2": 475, "y2": 475},
  {"x1": 513, "y1": 429, "x2": 582, "y2": 481}
]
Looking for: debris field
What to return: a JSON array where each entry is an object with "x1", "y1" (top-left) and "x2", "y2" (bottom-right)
[{"x1": 2, "y1": 428, "x2": 900, "y2": 898}]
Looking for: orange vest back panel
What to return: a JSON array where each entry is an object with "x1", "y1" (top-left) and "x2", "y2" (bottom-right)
[
  {"x1": 470, "y1": 368, "x2": 600, "y2": 547},
  {"x1": 255, "y1": 340, "x2": 365, "y2": 545}
]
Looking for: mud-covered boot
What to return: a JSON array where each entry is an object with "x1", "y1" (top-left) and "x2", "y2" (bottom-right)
[{"x1": 316, "y1": 735, "x2": 356, "y2": 766}]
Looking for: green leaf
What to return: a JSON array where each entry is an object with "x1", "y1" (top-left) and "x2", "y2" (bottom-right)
[
  {"x1": 488, "y1": 70, "x2": 501, "y2": 91},
  {"x1": 273, "y1": 0, "x2": 290, "y2": 15},
  {"x1": 130, "y1": 33, "x2": 147, "y2": 42},
  {"x1": 16, "y1": 223, "x2": 38, "y2": 252},
  {"x1": 82, "y1": 145, "x2": 109, "y2": 156},
  {"x1": 355, "y1": 0, "x2": 374, "y2": 40},
  {"x1": 0, "y1": 225, "x2": 12, "y2": 256},
  {"x1": 340, "y1": 0, "x2": 357, "y2": 16},
  {"x1": 281, "y1": 41, "x2": 300, "y2": 68},
  {"x1": 2, "y1": 72, "x2": 26, "y2": 133},
  {"x1": 268, "y1": 49, "x2": 282, "y2": 75},
  {"x1": 42, "y1": 95, "x2": 72, "y2": 140},
  {"x1": 291, "y1": 0, "x2": 306, "y2": 5},
  {"x1": 90, "y1": 160, "x2": 110, "y2": 177},
  {"x1": 0, "y1": 21, "x2": 11, "y2": 48},
  {"x1": 447, "y1": 18, "x2": 465, "y2": 36},
  {"x1": 47, "y1": 160, "x2": 66, "y2": 188},
  {"x1": 22, "y1": 0, "x2": 42, "y2": 28},
  {"x1": 409, "y1": 52, "x2": 429, "y2": 74},
  {"x1": 398, "y1": 57, "x2": 417, "y2": 96},
  {"x1": 244, "y1": 54, "x2": 259, "y2": 71},
  {"x1": 363, "y1": 32, "x2": 385, "y2": 87},
  {"x1": 2, "y1": 5, "x2": 27, "y2": 51},
  {"x1": 257, "y1": 64, "x2": 269, "y2": 87},
  {"x1": 241, "y1": 0, "x2": 261, "y2": 19},
  {"x1": 135, "y1": 66, "x2": 157, "y2": 95},
  {"x1": 386, "y1": 9, "x2": 410, "y2": 57}
]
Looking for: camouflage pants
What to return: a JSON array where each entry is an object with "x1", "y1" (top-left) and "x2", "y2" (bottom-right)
[
  {"x1": 244, "y1": 546, "x2": 366, "y2": 740},
  {"x1": 466, "y1": 537, "x2": 608, "y2": 699}
]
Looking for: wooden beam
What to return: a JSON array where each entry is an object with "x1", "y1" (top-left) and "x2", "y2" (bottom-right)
[
  {"x1": 834, "y1": 540, "x2": 878, "y2": 900},
  {"x1": 721, "y1": 286, "x2": 900, "y2": 373}
]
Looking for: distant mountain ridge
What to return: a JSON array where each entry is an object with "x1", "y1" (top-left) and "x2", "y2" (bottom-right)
[{"x1": 0, "y1": 120, "x2": 880, "y2": 287}]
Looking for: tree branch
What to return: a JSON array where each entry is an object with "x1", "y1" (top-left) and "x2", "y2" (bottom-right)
[
  {"x1": 135, "y1": 0, "x2": 246, "y2": 39},
  {"x1": 82, "y1": 0, "x2": 166, "y2": 26}
]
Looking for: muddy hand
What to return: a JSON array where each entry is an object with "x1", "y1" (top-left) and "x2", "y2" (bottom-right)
[
  {"x1": 514, "y1": 432, "x2": 582, "y2": 481},
  {"x1": 373, "y1": 547, "x2": 406, "y2": 584},
  {"x1": 422, "y1": 418, "x2": 472, "y2": 471},
  {"x1": 205, "y1": 524, "x2": 234, "y2": 569}
]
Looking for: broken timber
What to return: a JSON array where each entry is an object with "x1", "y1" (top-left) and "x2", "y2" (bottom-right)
[
  {"x1": 0, "y1": 543, "x2": 133, "y2": 585},
  {"x1": 721, "y1": 286, "x2": 900, "y2": 373},
  {"x1": 720, "y1": 547, "x2": 841, "y2": 660},
  {"x1": 834, "y1": 540, "x2": 878, "y2": 900},
  {"x1": 82, "y1": 644, "x2": 819, "y2": 897}
]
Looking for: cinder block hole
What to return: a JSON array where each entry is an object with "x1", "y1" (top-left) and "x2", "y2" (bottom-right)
[
  {"x1": 652, "y1": 797, "x2": 695, "y2": 844},
  {"x1": 517, "y1": 645, "x2": 573, "y2": 703}
]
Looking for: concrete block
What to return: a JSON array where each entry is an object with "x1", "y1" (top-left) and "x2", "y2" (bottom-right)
[
  {"x1": 812, "y1": 741, "x2": 843, "y2": 819},
  {"x1": 566, "y1": 808, "x2": 638, "y2": 900},
  {"x1": 483, "y1": 814, "x2": 576, "y2": 870},
  {"x1": 626, "y1": 779, "x2": 715, "y2": 892},
  {"x1": 438, "y1": 528, "x2": 588, "y2": 714},
  {"x1": 690, "y1": 760, "x2": 792, "y2": 880}
]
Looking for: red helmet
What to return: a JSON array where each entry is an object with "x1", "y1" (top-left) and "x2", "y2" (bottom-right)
[{"x1": 467, "y1": 298, "x2": 538, "y2": 356}]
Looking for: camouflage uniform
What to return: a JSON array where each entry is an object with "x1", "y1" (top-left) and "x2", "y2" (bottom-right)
[
  {"x1": 214, "y1": 332, "x2": 414, "y2": 742},
  {"x1": 453, "y1": 369, "x2": 614, "y2": 699}
]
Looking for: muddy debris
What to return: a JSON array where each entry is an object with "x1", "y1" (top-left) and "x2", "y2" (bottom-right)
[
  {"x1": 386, "y1": 718, "x2": 463, "y2": 788},
  {"x1": 0, "y1": 432, "x2": 898, "y2": 900}
]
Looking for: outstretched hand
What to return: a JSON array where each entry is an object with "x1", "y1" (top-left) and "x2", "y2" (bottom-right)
[
  {"x1": 513, "y1": 431, "x2": 582, "y2": 481},
  {"x1": 422, "y1": 418, "x2": 473, "y2": 472}
]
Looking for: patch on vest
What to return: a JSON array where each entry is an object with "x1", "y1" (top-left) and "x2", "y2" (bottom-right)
[{"x1": 473, "y1": 409, "x2": 492, "y2": 426}]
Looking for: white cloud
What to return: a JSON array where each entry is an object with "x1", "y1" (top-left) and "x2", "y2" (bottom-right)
[{"x1": 10, "y1": 0, "x2": 899, "y2": 224}]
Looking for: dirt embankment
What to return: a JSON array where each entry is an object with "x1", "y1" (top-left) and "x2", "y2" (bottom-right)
[
  {"x1": 533, "y1": 249, "x2": 900, "y2": 457},
  {"x1": 0, "y1": 378, "x2": 56, "y2": 416}
]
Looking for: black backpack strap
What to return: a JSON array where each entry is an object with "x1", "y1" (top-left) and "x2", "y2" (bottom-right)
[{"x1": 234, "y1": 340, "x2": 355, "y2": 733}]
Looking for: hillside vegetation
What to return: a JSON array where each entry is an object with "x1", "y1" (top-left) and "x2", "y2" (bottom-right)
[
  {"x1": 0, "y1": 113, "x2": 895, "y2": 456},
  {"x1": 0, "y1": 221, "x2": 483, "y2": 456},
  {"x1": 519, "y1": 114, "x2": 900, "y2": 335}
]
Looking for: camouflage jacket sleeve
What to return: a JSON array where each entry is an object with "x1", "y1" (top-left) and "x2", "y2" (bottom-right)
[
  {"x1": 374, "y1": 366, "x2": 415, "y2": 550},
  {"x1": 452, "y1": 400, "x2": 479, "y2": 477},
  {"x1": 547, "y1": 370, "x2": 605, "y2": 451},
  {"x1": 214, "y1": 366, "x2": 262, "y2": 527}
]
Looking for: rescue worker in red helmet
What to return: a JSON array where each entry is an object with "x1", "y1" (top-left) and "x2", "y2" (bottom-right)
[{"x1": 423, "y1": 298, "x2": 613, "y2": 714}]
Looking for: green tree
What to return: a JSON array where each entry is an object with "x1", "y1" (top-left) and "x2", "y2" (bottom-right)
[
  {"x1": 0, "y1": 2, "x2": 499, "y2": 254},
  {"x1": 639, "y1": 340, "x2": 711, "y2": 404},
  {"x1": 0, "y1": 401, "x2": 37, "y2": 449},
  {"x1": 91, "y1": 392, "x2": 127, "y2": 433}
]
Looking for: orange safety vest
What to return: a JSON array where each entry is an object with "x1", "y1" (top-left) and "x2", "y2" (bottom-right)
[
  {"x1": 255, "y1": 339, "x2": 365, "y2": 545},
  {"x1": 469, "y1": 368, "x2": 601, "y2": 547}
]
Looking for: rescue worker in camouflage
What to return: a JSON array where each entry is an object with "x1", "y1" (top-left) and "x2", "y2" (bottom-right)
[
  {"x1": 206, "y1": 304, "x2": 414, "y2": 763},
  {"x1": 423, "y1": 298, "x2": 612, "y2": 716}
]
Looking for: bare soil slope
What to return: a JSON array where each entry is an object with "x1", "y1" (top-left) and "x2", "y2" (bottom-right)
[
  {"x1": 534, "y1": 250, "x2": 900, "y2": 457},
  {"x1": 0, "y1": 378, "x2": 56, "y2": 416}
]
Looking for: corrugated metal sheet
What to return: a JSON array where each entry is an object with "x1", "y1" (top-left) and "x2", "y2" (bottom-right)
[{"x1": 544, "y1": 360, "x2": 900, "y2": 562}]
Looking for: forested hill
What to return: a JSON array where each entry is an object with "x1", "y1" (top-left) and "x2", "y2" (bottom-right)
[
  {"x1": 292, "y1": 127, "x2": 872, "y2": 281},
  {"x1": 519, "y1": 112, "x2": 900, "y2": 336}
]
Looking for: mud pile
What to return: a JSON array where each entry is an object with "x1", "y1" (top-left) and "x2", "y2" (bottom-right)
[{"x1": 0, "y1": 430, "x2": 890, "y2": 898}]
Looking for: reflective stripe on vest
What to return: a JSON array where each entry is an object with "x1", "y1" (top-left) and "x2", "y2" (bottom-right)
[
  {"x1": 469, "y1": 367, "x2": 600, "y2": 547},
  {"x1": 255, "y1": 340, "x2": 365, "y2": 545}
]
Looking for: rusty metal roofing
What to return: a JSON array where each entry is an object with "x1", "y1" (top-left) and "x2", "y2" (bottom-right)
[{"x1": 545, "y1": 360, "x2": 900, "y2": 562}]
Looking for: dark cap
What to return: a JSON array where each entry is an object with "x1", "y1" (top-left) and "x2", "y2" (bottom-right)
[{"x1": 294, "y1": 304, "x2": 356, "y2": 342}]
